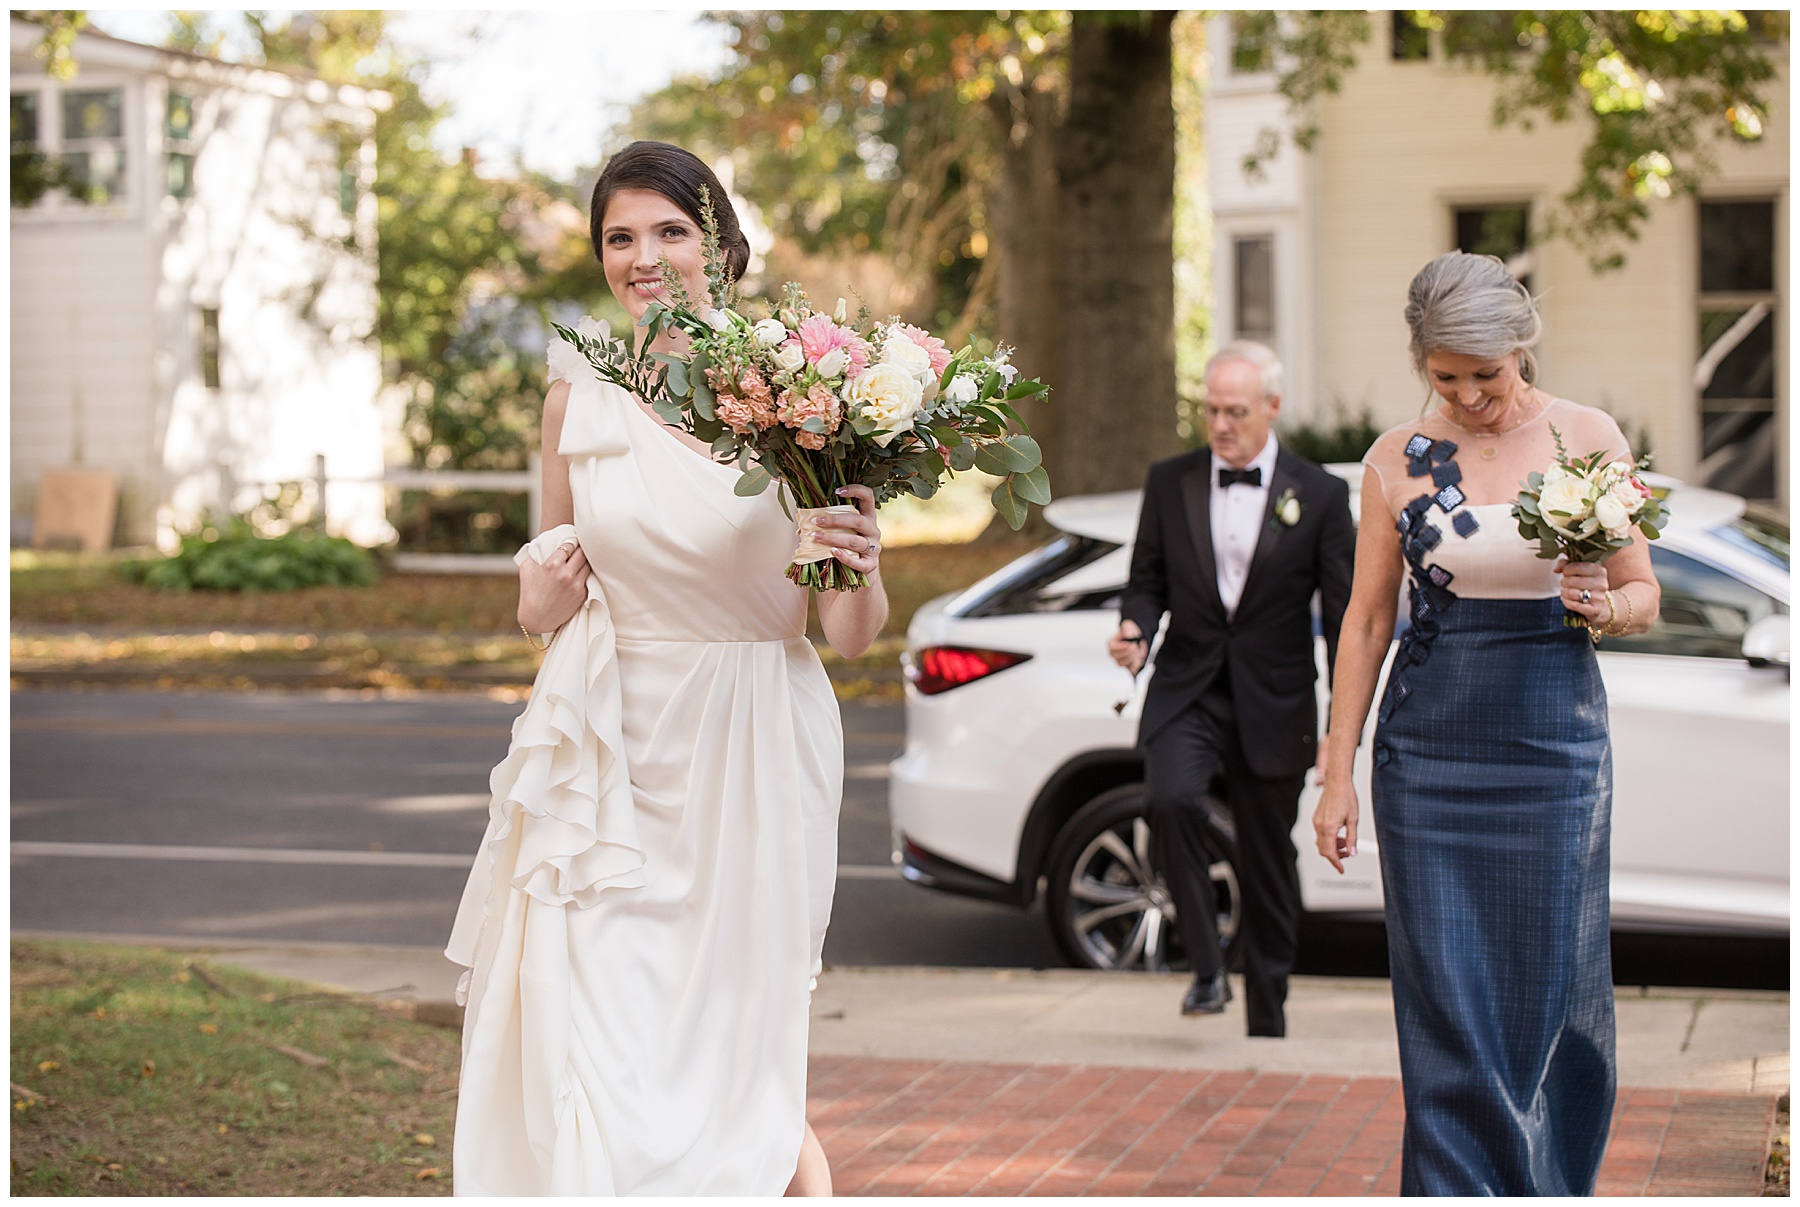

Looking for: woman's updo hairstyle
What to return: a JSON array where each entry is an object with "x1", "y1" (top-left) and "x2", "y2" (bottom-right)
[
  {"x1": 1403, "y1": 251, "x2": 1542, "y2": 386},
  {"x1": 589, "y1": 141, "x2": 751, "y2": 284}
]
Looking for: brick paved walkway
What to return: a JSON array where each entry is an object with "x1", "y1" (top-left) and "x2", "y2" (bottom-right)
[{"x1": 808, "y1": 1057, "x2": 1777, "y2": 1196}]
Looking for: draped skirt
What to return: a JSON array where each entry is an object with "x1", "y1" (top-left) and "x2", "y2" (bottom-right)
[{"x1": 1372, "y1": 596, "x2": 1615, "y2": 1196}]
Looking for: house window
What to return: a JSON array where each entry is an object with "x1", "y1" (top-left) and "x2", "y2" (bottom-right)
[
  {"x1": 1392, "y1": 11, "x2": 1431, "y2": 60},
  {"x1": 1229, "y1": 12, "x2": 1277, "y2": 75},
  {"x1": 1696, "y1": 199, "x2": 1778, "y2": 500},
  {"x1": 61, "y1": 88, "x2": 126, "y2": 205},
  {"x1": 1442, "y1": 11, "x2": 1521, "y2": 57},
  {"x1": 1233, "y1": 235, "x2": 1275, "y2": 341},
  {"x1": 200, "y1": 307, "x2": 221, "y2": 389},
  {"x1": 166, "y1": 91, "x2": 196, "y2": 200},
  {"x1": 1453, "y1": 202, "x2": 1533, "y2": 291},
  {"x1": 11, "y1": 91, "x2": 50, "y2": 208}
]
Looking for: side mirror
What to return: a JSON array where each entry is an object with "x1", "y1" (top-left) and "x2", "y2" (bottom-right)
[{"x1": 1741, "y1": 614, "x2": 1789, "y2": 668}]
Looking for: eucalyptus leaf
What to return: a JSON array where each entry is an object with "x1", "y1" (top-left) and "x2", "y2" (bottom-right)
[
  {"x1": 692, "y1": 379, "x2": 716, "y2": 421},
  {"x1": 991, "y1": 478, "x2": 1028, "y2": 530},
  {"x1": 973, "y1": 444, "x2": 1012, "y2": 477},
  {"x1": 947, "y1": 442, "x2": 976, "y2": 472},
  {"x1": 734, "y1": 464, "x2": 773, "y2": 497},
  {"x1": 1013, "y1": 464, "x2": 1052, "y2": 505},
  {"x1": 1004, "y1": 379, "x2": 1046, "y2": 400}
]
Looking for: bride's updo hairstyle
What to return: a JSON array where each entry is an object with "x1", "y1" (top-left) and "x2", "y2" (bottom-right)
[
  {"x1": 589, "y1": 141, "x2": 751, "y2": 283},
  {"x1": 1403, "y1": 251, "x2": 1542, "y2": 388}
]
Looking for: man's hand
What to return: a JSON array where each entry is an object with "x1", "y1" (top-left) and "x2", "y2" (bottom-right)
[{"x1": 1107, "y1": 619, "x2": 1148, "y2": 674}]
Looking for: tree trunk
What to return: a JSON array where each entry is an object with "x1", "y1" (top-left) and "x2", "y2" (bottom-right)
[
  {"x1": 1046, "y1": 11, "x2": 1181, "y2": 498},
  {"x1": 983, "y1": 13, "x2": 1180, "y2": 542}
]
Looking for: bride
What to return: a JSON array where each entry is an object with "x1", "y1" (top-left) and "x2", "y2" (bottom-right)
[{"x1": 445, "y1": 140, "x2": 886, "y2": 1195}]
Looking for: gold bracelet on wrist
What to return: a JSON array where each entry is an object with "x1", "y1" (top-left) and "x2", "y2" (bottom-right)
[
  {"x1": 1602, "y1": 590, "x2": 1619, "y2": 637},
  {"x1": 1616, "y1": 587, "x2": 1634, "y2": 636},
  {"x1": 520, "y1": 623, "x2": 551, "y2": 652}
]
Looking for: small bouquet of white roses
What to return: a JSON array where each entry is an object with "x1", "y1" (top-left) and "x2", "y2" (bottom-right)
[
  {"x1": 1512, "y1": 425, "x2": 1666, "y2": 629},
  {"x1": 552, "y1": 189, "x2": 1051, "y2": 592}
]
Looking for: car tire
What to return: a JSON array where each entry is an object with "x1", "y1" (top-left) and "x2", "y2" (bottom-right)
[{"x1": 1044, "y1": 783, "x2": 1242, "y2": 974}]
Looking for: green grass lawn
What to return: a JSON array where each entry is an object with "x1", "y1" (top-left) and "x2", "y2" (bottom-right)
[{"x1": 11, "y1": 940, "x2": 462, "y2": 1196}]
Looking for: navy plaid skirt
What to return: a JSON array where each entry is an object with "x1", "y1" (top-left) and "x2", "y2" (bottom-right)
[{"x1": 1372, "y1": 596, "x2": 1615, "y2": 1196}]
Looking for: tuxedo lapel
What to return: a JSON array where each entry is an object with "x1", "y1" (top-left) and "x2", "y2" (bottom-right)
[
  {"x1": 1178, "y1": 451, "x2": 1226, "y2": 617},
  {"x1": 1240, "y1": 450, "x2": 1298, "y2": 604}
]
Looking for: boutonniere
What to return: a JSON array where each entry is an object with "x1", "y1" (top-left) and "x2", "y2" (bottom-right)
[{"x1": 1273, "y1": 488, "x2": 1303, "y2": 529}]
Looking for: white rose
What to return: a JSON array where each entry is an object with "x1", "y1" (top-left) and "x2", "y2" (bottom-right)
[
  {"x1": 574, "y1": 315, "x2": 612, "y2": 343},
  {"x1": 702, "y1": 308, "x2": 732, "y2": 332},
  {"x1": 847, "y1": 363, "x2": 925, "y2": 447},
  {"x1": 815, "y1": 347, "x2": 848, "y2": 379},
  {"x1": 833, "y1": 297, "x2": 849, "y2": 323},
  {"x1": 882, "y1": 335, "x2": 935, "y2": 384},
  {"x1": 998, "y1": 362, "x2": 1019, "y2": 387},
  {"x1": 1597, "y1": 460, "x2": 1631, "y2": 490},
  {"x1": 1593, "y1": 493, "x2": 1631, "y2": 538},
  {"x1": 772, "y1": 341, "x2": 806, "y2": 374},
  {"x1": 753, "y1": 318, "x2": 788, "y2": 346},
  {"x1": 945, "y1": 374, "x2": 979, "y2": 405},
  {"x1": 1277, "y1": 496, "x2": 1302, "y2": 526},
  {"x1": 1538, "y1": 476, "x2": 1598, "y2": 539}
]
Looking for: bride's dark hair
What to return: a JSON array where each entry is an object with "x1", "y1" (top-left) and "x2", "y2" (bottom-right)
[{"x1": 589, "y1": 141, "x2": 751, "y2": 283}]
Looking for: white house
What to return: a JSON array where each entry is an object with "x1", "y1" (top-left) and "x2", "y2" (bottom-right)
[
  {"x1": 10, "y1": 18, "x2": 392, "y2": 548},
  {"x1": 1206, "y1": 13, "x2": 1788, "y2": 506}
]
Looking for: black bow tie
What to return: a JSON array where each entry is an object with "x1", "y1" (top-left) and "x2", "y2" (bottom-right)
[{"x1": 1218, "y1": 466, "x2": 1262, "y2": 488}]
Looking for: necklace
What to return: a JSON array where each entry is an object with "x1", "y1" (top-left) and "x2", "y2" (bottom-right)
[{"x1": 1441, "y1": 391, "x2": 1547, "y2": 458}]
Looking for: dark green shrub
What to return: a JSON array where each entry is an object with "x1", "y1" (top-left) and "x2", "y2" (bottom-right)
[
  {"x1": 1280, "y1": 407, "x2": 1383, "y2": 465},
  {"x1": 123, "y1": 517, "x2": 378, "y2": 593}
]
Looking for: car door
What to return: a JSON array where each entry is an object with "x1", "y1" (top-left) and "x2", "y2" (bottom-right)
[{"x1": 1599, "y1": 545, "x2": 1789, "y2": 932}]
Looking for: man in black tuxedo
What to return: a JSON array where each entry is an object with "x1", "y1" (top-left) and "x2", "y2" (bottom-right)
[{"x1": 1108, "y1": 341, "x2": 1355, "y2": 1037}]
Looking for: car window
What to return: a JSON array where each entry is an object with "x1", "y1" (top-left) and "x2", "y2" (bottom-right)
[
  {"x1": 946, "y1": 535, "x2": 1122, "y2": 618},
  {"x1": 1710, "y1": 512, "x2": 1790, "y2": 573},
  {"x1": 1602, "y1": 547, "x2": 1784, "y2": 659}
]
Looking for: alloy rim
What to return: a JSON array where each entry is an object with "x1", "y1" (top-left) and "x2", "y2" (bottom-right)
[{"x1": 1066, "y1": 815, "x2": 1240, "y2": 972}]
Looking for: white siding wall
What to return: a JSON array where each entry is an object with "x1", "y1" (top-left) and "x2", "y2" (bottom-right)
[
  {"x1": 1206, "y1": 19, "x2": 1788, "y2": 502},
  {"x1": 11, "y1": 23, "x2": 387, "y2": 548}
]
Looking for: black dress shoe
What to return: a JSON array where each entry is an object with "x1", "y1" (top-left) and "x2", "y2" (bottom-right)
[{"x1": 1181, "y1": 972, "x2": 1233, "y2": 1016}]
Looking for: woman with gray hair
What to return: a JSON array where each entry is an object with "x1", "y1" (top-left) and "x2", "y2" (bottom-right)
[{"x1": 1311, "y1": 252, "x2": 1660, "y2": 1195}]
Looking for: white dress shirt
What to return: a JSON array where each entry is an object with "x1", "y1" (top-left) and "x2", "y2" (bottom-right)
[{"x1": 1211, "y1": 435, "x2": 1279, "y2": 620}]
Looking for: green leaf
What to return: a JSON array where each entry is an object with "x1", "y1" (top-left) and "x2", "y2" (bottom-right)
[
  {"x1": 734, "y1": 463, "x2": 773, "y2": 497},
  {"x1": 1004, "y1": 379, "x2": 1047, "y2": 400},
  {"x1": 991, "y1": 478, "x2": 1028, "y2": 529},
  {"x1": 1012, "y1": 464, "x2": 1052, "y2": 505},
  {"x1": 907, "y1": 476, "x2": 938, "y2": 499},
  {"x1": 1002, "y1": 433, "x2": 1043, "y2": 471},
  {"x1": 1638, "y1": 521, "x2": 1660, "y2": 540},
  {"x1": 947, "y1": 442, "x2": 976, "y2": 472},
  {"x1": 973, "y1": 443, "x2": 1013, "y2": 476},
  {"x1": 664, "y1": 360, "x2": 690, "y2": 398},
  {"x1": 691, "y1": 378, "x2": 716, "y2": 421}
]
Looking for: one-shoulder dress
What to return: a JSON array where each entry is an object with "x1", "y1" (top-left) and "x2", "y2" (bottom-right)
[
  {"x1": 444, "y1": 336, "x2": 843, "y2": 1194},
  {"x1": 1361, "y1": 398, "x2": 1628, "y2": 1196}
]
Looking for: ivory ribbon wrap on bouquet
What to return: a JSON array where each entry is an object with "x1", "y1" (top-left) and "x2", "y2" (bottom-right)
[{"x1": 790, "y1": 504, "x2": 859, "y2": 566}]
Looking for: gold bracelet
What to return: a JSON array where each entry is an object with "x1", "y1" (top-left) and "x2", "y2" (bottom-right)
[
  {"x1": 1602, "y1": 590, "x2": 1619, "y2": 637},
  {"x1": 1616, "y1": 587, "x2": 1635, "y2": 636},
  {"x1": 520, "y1": 623, "x2": 551, "y2": 652}
]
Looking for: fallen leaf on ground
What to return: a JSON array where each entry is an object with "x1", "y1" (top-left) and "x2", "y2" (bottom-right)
[
  {"x1": 198, "y1": 1023, "x2": 218, "y2": 1035},
  {"x1": 217, "y1": 1124, "x2": 229, "y2": 1135},
  {"x1": 413, "y1": 1133, "x2": 435, "y2": 1147},
  {"x1": 107, "y1": 1163, "x2": 123, "y2": 1171},
  {"x1": 140, "y1": 1060, "x2": 156, "y2": 1078},
  {"x1": 38, "y1": 1060, "x2": 60, "y2": 1073},
  {"x1": 416, "y1": 1168, "x2": 441, "y2": 1181},
  {"x1": 175, "y1": 971, "x2": 191, "y2": 984}
]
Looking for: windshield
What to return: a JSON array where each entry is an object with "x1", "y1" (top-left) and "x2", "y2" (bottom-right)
[{"x1": 1710, "y1": 511, "x2": 1790, "y2": 573}]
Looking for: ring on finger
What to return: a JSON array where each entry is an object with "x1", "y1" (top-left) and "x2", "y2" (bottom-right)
[{"x1": 1579, "y1": 589, "x2": 1591, "y2": 604}]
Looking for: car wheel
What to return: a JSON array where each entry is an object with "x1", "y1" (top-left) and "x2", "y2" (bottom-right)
[{"x1": 1044, "y1": 784, "x2": 1241, "y2": 974}]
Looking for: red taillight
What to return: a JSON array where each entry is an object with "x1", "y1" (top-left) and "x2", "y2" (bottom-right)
[{"x1": 907, "y1": 645, "x2": 1032, "y2": 695}]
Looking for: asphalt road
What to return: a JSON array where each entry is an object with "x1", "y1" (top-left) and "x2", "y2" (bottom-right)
[{"x1": 11, "y1": 689, "x2": 1784, "y2": 989}]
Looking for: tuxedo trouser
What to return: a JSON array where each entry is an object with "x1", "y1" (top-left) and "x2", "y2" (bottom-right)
[{"x1": 1144, "y1": 681, "x2": 1305, "y2": 1037}]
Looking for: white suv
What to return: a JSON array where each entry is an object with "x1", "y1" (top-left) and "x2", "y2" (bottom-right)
[{"x1": 888, "y1": 469, "x2": 1790, "y2": 972}]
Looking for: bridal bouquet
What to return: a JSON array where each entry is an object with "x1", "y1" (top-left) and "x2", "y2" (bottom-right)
[
  {"x1": 552, "y1": 190, "x2": 1051, "y2": 592},
  {"x1": 1513, "y1": 425, "x2": 1666, "y2": 629}
]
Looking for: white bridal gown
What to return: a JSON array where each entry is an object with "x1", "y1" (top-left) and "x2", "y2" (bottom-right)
[{"x1": 445, "y1": 339, "x2": 843, "y2": 1195}]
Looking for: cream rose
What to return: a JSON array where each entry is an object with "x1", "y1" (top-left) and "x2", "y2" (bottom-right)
[
  {"x1": 753, "y1": 318, "x2": 788, "y2": 346},
  {"x1": 772, "y1": 340, "x2": 806, "y2": 374},
  {"x1": 1605, "y1": 476, "x2": 1647, "y2": 518},
  {"x1": 1539, "y1": 476, "x2": 1598, "y2": 539},
  {"x1": 1593, "y1": 493, "x2": 1632, "y2": 538},
  {"x1": 815, "y1": 347, "x2": 848, "y2": 379},
  {"x1": 702, "y1": 308, "x2": 732, "y2": 332},
  {"x1": 944, "y1": 374, "x2": 979, "y2": 405},
  {"x1": 575, "y1": 315, "x2": 612, "y2": 343},
  {"x1": 848, "y1": 363, "x2": 925, "y2": 447},
  {"x1": 882, "y1": 334, "x2": 935, "y2": 382}
]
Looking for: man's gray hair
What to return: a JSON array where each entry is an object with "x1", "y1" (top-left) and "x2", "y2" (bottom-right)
[
  {"x1": 1404, "y1": 251, "x2": 1543, "y2": 383},
  {"x1": 1205, "y1": 340, "x2": 1284, "y2": 401}
]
